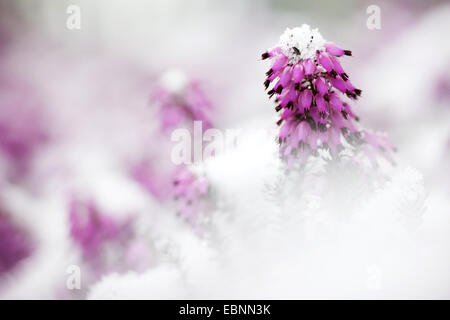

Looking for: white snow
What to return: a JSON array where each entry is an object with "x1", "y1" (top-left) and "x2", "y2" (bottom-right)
[{"x1": 278, "y1": 24, "x2": 326, "y2": 63}]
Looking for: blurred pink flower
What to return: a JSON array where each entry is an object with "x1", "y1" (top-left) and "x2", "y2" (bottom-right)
[
  {"x1": 152, "y1": 69, "x2": 213, "y2": 132},
  {"x1": 0, "y1": 211, "x2": 32, "y2": 275},
  {"x1": 434, "y1": 71, "x2": 450, "y2": 103},
  {"x1": 262, "y1": 25, "x2": 394, "y2": 166},
  {"x1": 130, "y1": 160, "x2": 173, "y2": 202},
  {"x1": 69, "y1": 199, "x2": 132, "y2": 262},
  {"x1": 0, "y1": 77, "x2": 48, "y2": 180}
]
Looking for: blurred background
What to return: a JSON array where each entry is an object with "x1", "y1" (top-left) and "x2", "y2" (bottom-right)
[{"x1": 0, "y1": 0, "x2": 449, "y2": 299}]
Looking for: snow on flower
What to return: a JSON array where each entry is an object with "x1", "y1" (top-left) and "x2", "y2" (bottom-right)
[{"x1": 262, "y1": 25, "x2": 394, "y2": 166}]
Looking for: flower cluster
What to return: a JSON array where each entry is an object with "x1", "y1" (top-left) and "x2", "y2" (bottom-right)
[
  {"x1": 152, "y1": 69, "x2": 213, "y2": 132},
  {"x1": 0, "y1": 78, "x2": 48, "y2": 180},
  {"x1": 69, "y1": 199, "x2": 132, "y2": 262},
  {"x1": 262, "y1": 25, "x2": 393, "y2": 165}
]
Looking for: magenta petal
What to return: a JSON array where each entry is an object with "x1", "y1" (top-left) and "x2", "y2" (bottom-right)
[
  {"x1": 329, "y1": 93, "x2": 343, "y2": 112},
  {"x1": 292, "y1": 63, "x2": 305, "y2": 83},
  {"x1": 315, "y1": 77, "x2": 329, "y2": 96},
  {"x1": 329, "y1": 77, "x2": 347, "y2": 93},
  {"x1": 281, "y1": 108, "x2": 295, "y2": 120},
  {"x1": 345, "y1": 80, "x2": 356, "y2": 91},
  {"x1": 325, "y1": 42, "x2": 345, "y2": 57},
  {"x1": 279, "y1": 67, "x2": 293, "y2": 88},
  {"x1": 280, "y1": 86, "x2": 297, "y2": 107},
  {"x1": 317, "y1": 52, "x2": 334, "y2": 73},
  {"x1": 268, "y1": 47, "x2": 282, "y2": 57},
  {"x1": 303, "y1": 59, "x2": 316, "y2": 76},
  {"x1": 271, "y1": 55, "x2": 288, "y2": 72},
  {"x1": 315, "y1": 94, "x2": 327, "y2": 114},
  {"x1": 279, "y1": 120, "x2": 293, "y2": 139},
  {"x1": 299, "y1": 90, "x2": 312, "y2": 112},
  {"x1": 330, "y1": 56, "x2": 346, "y2": 76},
  {"x1": 296, "y1": 121, "x2": 310, "y2": 142}
]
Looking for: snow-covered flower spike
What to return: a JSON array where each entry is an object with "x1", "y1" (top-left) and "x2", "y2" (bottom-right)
[
  {"x1": 152, "y1": 69, "x2": 213, "y2": 132},
  {"x1": 262, "y1": 24, "x2": 393, "y2": 166}
]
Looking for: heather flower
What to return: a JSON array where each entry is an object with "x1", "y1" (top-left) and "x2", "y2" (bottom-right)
[
  {"x1": 0, "y1": 78, "x2": 48, "y2": 180},
  {"x1": 68, "y1": 198, "x2": 152, "y2": 294},
  {"x1": 149, "y1": 70, "x2": 215, "y2": 222},
  {"x1": 130, "y1": 160, "x2": 173, "y2": 202},
  {"x1": 262, "y1": 25, "x2": 393, "y2": 165},
  {"x1": 0, "y1": 211, "x2": 32, "y2": 275},
  {"x1": 69, "y1": 198, "x2": 132, "y2": 263},
  {"x1": 172, "y1": 166, "x2": 209, "y2": 224},
  {"x1": 152, "y1": 69, "x2": 213, "y2": 132}
]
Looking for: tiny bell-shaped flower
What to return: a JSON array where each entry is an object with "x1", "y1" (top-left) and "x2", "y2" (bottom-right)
[{"x1": 261, "y1": 24, "x2": 394, "y2": 166}]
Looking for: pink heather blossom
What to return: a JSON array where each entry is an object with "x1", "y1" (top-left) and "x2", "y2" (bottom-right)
[
  {"x1": 147, "y1": 70, "x2": 215, "y2": 222},
  {"x1": 172, "y1": 166, "x2": 209, "y2": 223},
  {"x1": 0, "y1": 77, "x2": 48, "y2": 180},
  {"x1": 0, "y1": 211, "x2": 32, "y2": 275},
  {"x1": 69, "y1": 198, "x2": 132, "y2": 262},
  {"x1": 152, "y1": 69, "x2": 213, "y2": 132},
  {"x1": 130, "y1": 160, "x2": 173, "y2": 202},
  {"x1": 262, "y1": 25, "x2": 394, "y2": 165}
]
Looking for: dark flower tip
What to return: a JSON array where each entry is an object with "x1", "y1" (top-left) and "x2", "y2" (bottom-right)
[
  {"x1": 261, "y1": 52, "x2": 270, "y2": 60},
  {"x1": 318, "y1": 123, "x2": 327, "y2": 132},
  {"x1": 344, "y1": 50, "x2": 352, "y2": 56}
]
